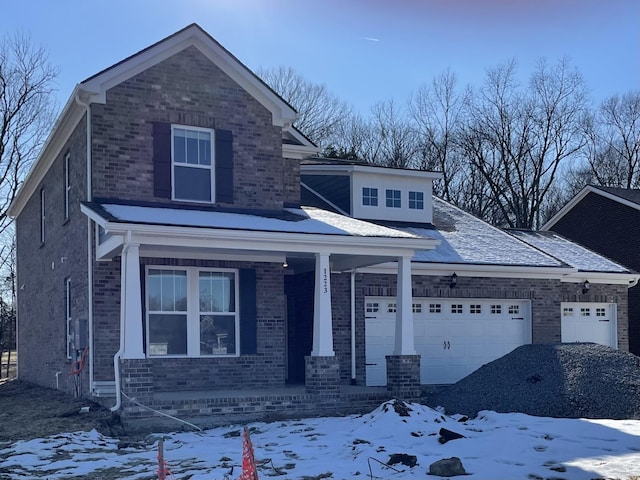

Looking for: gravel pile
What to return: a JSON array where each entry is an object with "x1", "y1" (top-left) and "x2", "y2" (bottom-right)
[{"x1": 426, "y1": 343, "x2": 640, "y2": 419}]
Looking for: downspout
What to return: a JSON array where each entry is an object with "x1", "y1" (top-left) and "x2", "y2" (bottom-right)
[
  {"x1": 111, "y1": 231, "x2": 132, "y2": 412},
  {"x1": 350, "y1": 270, "x2": 356, "y2": 384},
  {"x1": 75, "y1": 91, "x2": 95, "y2": 396}
]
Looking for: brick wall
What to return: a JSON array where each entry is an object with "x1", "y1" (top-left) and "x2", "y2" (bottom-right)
[
  {"x1": 15, "y1": 115, "x2": 89, "y2": 394},
  {"x1": 90, "y1": 46, "x2": 285, "y2": 210}
]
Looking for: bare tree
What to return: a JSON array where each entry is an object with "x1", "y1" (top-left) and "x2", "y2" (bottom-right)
[
  {"x1": 257, "y1": 66, "x2": 352, "y2": 148},
  {"x1": 1, "y1": 32, "x2": 57, "y2": 234},
  {"x1": 460, "y1": 58, "x2": 588, "y2": 228},
  {"x1": 364, "y1": 100, "x2": 418, "y2": 168},
  {"x1": 585, "y1": 91, "x2": 640, "y2": 188},
  {"x1": 409, "y1": 69, "x2": 471, "y2": 201}
]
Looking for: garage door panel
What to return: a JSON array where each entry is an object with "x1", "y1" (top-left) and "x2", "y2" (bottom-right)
[
  {"x1": 561, "y1": 302, "x2": 616, "y2": 347},
  {"x1": 366, "y1": 297, "x2": 531, "y2": 386}
]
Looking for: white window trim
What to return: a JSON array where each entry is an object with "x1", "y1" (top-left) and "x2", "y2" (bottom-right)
[
  {"x1": 171, "y1": 124, "x2": 216, "y2": 204},
  {"x1": 409, "y1": 190, "x2": 424, "y2": 210},
  {"x1": 64, "y1": 152, "x2": 71, "y2": 220},
  {"x1": 362, "y1": 187, "x2": 378, "y2": 206},
  {"x1": 40, "y1": 189, "x2": 46, "y2": 243},
  {"x1": 385, "y1": 189, "x2": 401, "y2": 208},
  {"x1": 145, "y1": 265, "x2": 240, "y2": 358},
  {"x1": 66, "y1": 278, "x2": 72, "y2": 359}
]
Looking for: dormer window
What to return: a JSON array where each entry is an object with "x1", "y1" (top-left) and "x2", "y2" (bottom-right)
[
  {"x1": 409, "y1": 191, "x2": 424, "y2": 210},
  {"x1": 362, "y1": 187, "x2": 378, "y2": 206},
  {"x1": 172, "y1": 126, "x2": 214, "y2": 202},
  {"x1": 386, "y1": 189, "x2": 401, "y2": 208}
]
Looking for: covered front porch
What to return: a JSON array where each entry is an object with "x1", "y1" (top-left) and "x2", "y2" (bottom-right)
[{"x1": 81, "y1": 202, "x2": 439, "y2": 418}]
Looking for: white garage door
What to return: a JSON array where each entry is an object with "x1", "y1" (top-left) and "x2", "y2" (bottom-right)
[
  {"x1": 561, "y1": 302, "x2": 617, "y2": 347},
  {"x1": 365, "y1": 297, "x2": 531, "y2": 386}
]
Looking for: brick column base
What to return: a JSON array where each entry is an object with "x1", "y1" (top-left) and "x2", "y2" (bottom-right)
[
  {"x1": 386, "y1": 355, "x2": 421, "y2": 401},
  {"x1": 305, "y1": 356, "x2": 340, "y2": 396},
  {"x1": 119, "y1": 358, "x2": 153, "y2": 409}
]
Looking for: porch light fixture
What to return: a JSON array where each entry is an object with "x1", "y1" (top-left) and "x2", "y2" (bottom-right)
[
  {"x1": 282, "y1": 261, "x2": 288, "y2": 268},
  {"x1": 449, "y1": 272, "x2": 458, "y2": 289},
  {"x1": 582, "y1": 280, "x2": 590, "y2": 294}
]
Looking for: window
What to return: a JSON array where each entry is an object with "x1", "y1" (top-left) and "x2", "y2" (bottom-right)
[
  {"x1": 596, "y1": 308, "x2": 606, "y2": 317},
  {"x1": 470, "y1": 304, "x2": 482, "y2": 314},
  {"x1": 409, "y1": 191, "x2": 424, "y2": 210},
  {"x1": 563, "y1": 307, "x2": 574, "y2": 316},
  {"x1": 412, "y1": 303, "x2": 422, "y2": 313},
  {"x1": 65, "y1": 278, "x2": 72, "y2": 359},
  {"x1": 451, "y1": 304, "x2": 463, "y2": 314},
  {"x1": 366, "y1": 302, "x2": 379, "y2": 313},
  {"x1": 387, "y1": 303, "x2": 397, "y2": 313},
  {"x1": 491, "y1": 304, "x2": 502, "y2": 314},
  {"x1": 172, "y1": 126, "x2": 214, "y2": 203},
  {"x1": 429, "y1": 303, "x2": 441, "y2": 313},
  {"x1": 581, "y1": 308, "x2": 591, "y2": 317},
  {"x1": 146, "y1": 267, "x2": 239, "y2": 357},
  {"x1": 362, "y1": 187, "x2": 378, "y2": 206},
  {"x1": 40, "y1": 189, "x2": 46, "y2": 243},
  {"x1": 509, "y1": 305, "x2": 521, "y2": 315},
  {"x1": 386, "y1": 189, "x2": 401, "y2": 208},
  {"x1": 64, "y1": 152, "x2": 71, "y2": 220}
]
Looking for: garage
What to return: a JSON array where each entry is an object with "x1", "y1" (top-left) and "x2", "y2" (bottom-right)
[
  {"x1": 561, "y1": 302, "x2": 617, "y2": 347},
  {"x1": 365, "y1": 297, "x2": 531, "y2": 386}
]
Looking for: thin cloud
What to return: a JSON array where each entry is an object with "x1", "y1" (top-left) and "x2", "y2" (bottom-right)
[{"x1": 363, "y1": 37, "x2": 380, "y2": 42}]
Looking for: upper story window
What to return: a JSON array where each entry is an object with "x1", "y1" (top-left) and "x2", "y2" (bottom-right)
[
  {"x1": 40, "y1": 189, "x2": 46, "y2": 244},
  {"x1": 64, "y1": 152, "x2": 71, "y2": 220},
  {"x1": 362, "y1": 187, "x2": 378, "y2": 206},
  {"x1": 172, "y1": 126, "x2": 214, "y2": 203},
  {"x1": 409, "y1": 191, "x2": 424, "y2": 210},
  {"x1": 386, "y1": 189, "x2": 401, "y2": 208}
]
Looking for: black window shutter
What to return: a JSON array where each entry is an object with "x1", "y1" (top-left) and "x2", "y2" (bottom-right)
[
  {"x1": 239, "y1": 268, "x2": 257, "y2": 355},
  {"x1": 153, "y1": 122, "x2": 172, "y2": 199},
  {"x1": 215, "y1": 129, "x2": 234, "y2": 204}
]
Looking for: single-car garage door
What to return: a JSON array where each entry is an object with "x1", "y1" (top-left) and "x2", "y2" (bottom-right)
[
  {"x1": 365, "y1": 297, "x2": 531, "y2": 386},
  {"x1": 561, "y1": 302, "x2": 617, "y2": 347}
]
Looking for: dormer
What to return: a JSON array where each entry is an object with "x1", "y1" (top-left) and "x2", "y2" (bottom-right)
[{"x1": 300, "y1": 160, "x2": 442, "y2": 224}]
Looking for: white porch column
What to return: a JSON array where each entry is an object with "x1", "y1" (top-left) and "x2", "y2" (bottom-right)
[
  {"x1": 393, "y1": 255, "x2": 416, "y2": 355},
  {"x1": 121, "y1": 243, "x2": 145, "y2": 359},
  {"x1": 311, "y1": 252, "x2": 335, "y2": 356}
]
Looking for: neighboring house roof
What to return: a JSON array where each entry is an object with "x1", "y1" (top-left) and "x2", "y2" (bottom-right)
[
  {"x1": 507, "y1": 230, "x2": 634, "y2": 274},
  {"x1": 8, "y1": 23, "x2": 317, "y2": 219},
  {"x1": 401, "y1": 197, "x2": 567, "y2": 268},
  {"x1": 542, "y1": 185, "x2": 640, "y2": 230}
]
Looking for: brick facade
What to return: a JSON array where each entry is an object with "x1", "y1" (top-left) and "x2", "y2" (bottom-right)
[{"x1": 16, "y1": 115, "x2": 89, "y2": 394}]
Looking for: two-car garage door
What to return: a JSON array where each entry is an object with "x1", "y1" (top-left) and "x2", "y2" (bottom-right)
[{"x1": 365, "y1": 297, "x2": 531, "y2": 386}]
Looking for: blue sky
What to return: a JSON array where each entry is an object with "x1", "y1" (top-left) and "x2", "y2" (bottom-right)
[{"x1": 2, "y1": 0, "x2": 638, "y2": 114}]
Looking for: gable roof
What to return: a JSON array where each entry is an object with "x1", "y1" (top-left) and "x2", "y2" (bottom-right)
[
  {"x1": 9, "y1": 24, "x2": 312, "y2": 218},
  {"x1": 542, "y1": 185, "x2": 640, "y2": 230}
]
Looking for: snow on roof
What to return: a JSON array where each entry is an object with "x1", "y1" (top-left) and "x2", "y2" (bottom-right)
[
  {"x1": 96, "y1": 203, "x2": 425, "y2": 239},
  {"x1": 507, "y1": 230, "x2": 632, "y2": 273},
  {"x1": 404, "y1": 198, "x2": 566, "y2": 267}
]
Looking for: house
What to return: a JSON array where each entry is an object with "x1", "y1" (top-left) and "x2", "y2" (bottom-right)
[
  {"x1": 542, "y1": 186, "x2": 640, "y2": 355},
  {"x1": 8, "y1": 25, "x2": 638, "y2": 425}
]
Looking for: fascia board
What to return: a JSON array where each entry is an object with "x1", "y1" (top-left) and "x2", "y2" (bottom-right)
[
  {"x1": 359, "y1": 261, "x2": 577, "y2": 278},
  {"x1": 80, "y1": 204, "x2": 110, "y2": 227},
  {"x1": 560, "y1": 272, "x2": 640, "y2": 285},
  {"x1": 102, "y1": 221, "x2": 438, "y2": 256},
  {"x1": 9, "y1": 87, "x2": 85, "y2": 218},
  {"x1": 283, "y1": 143, "x2": 320, "y2": 159},
  {"x1": 81, "y1": 27, "x2": 296, "y2": 127},
  {"x1": 300, "y1": 163, "x2": 443, "y2": 179}
]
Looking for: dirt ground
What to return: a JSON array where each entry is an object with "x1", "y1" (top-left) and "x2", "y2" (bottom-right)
[{"x1": 0, "y1": 378, "x2": 120, "y2": 443}]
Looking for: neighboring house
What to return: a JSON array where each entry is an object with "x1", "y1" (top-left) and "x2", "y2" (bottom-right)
[
  {"x1": 542, "y1": 186, "x2": 640, "y2": 355},
  {"x1": 8, "y1": 25, "x2": 638, "y2": 424}
]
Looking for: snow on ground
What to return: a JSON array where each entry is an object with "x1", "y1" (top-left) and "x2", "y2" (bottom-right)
[{"x1": 1, "y1": 401, "x2": 639, "y2": 479}]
